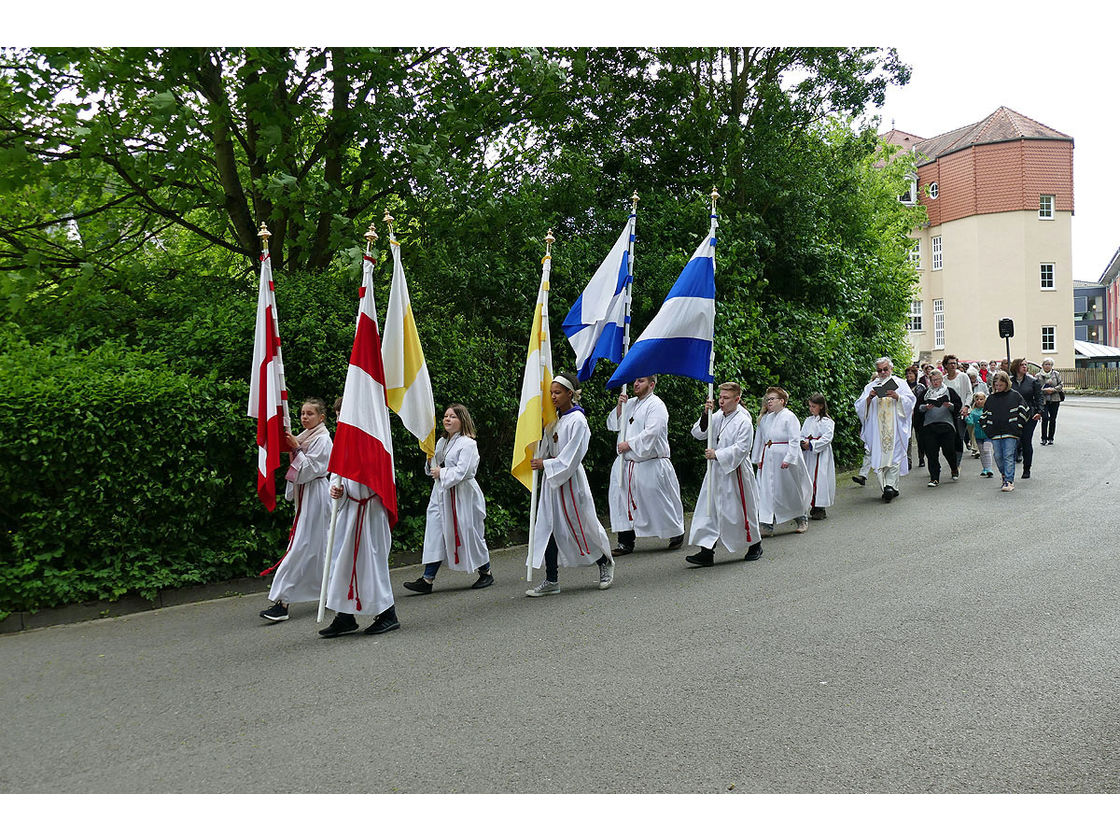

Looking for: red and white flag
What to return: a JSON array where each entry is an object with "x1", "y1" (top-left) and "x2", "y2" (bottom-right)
[
  {"x1": 328, "y1": 252, "x2": 398, "y2": 527},
  {"x1": 247, "y1": 247, "x2": 291, "y2": 511}
]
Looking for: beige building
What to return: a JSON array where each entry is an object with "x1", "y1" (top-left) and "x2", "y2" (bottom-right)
[{"x1": 882, "y1": 107, "x2": 1074, "y2": 368}]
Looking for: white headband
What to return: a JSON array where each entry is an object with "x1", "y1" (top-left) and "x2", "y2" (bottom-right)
[{"x1": 553, "y1": 375, "x2": 576, "y2": 392}]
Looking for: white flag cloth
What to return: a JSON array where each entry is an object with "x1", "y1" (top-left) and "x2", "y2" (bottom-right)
[
  {"x1": 247, "y1": 249, "x2": 291, "y2": 511},
  {"x1": 383, "y1": 236, "x2": 436, "y2": 456},
  {"x1": 562, "y1": 215, "x2": 633, "y2": 381}
]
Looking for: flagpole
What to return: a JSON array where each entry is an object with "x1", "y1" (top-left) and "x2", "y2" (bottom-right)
[
  {"x1": 526, "y1": 228, "x2": 554, "y2": 583},
  {"x1": 617, "y1": 192, "x2": 638, "y2": 490},
  {"x1": 259, "y1": 222, "x2": 291, "y2": 440},
  {"x1": 706, "y1": 188, "x2": 720, "y2": 520},
  {"x1": 318, "y1": 221, "x2": 377, "y2": 623}
]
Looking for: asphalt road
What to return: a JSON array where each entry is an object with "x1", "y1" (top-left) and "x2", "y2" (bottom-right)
[{"x1": 2, "y1": 397, "x2": 1117, "y2": 794}]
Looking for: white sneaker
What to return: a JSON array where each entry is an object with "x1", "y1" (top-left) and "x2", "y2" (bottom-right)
[
  {"x1": 526, "y1": 579, "x2": 560, "y2": 597},
  {"x1": 598, "y1": 559, "x2": 615, "y2": 590}
]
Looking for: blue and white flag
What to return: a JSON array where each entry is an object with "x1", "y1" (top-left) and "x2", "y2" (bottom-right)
[
  {"x1": 562, "y1": 217, "x2": 634, "y2": 381},
  {"x1": 605, "y1": 215, "x2": 717, "y2": 389}
]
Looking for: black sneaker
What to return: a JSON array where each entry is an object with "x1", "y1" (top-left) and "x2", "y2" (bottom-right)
[
  {"x1": 1021, "y1": 470, "x2": 1031, "y2": 479},
  {"x1": 882, "y1": 486, "x2": 895, "y2": 503},
  {"x1": 744, "y1": 542, "x2": 763, "y2": 562},
  {"x1": 611, "y1": 544, "x2": 634, "y2": 557},
  {"x1": 685, "y1": 547, "x2": 714, "y2": 566},
  {"x1": 471, "y1": 572, "x2": 494, "y2": 589},
  {"x1": 851, "y1": 475, "x2": 867, "y2": 486},
  {"x1": 259, "y1": 602, "x2": 289, "y2": 622},
  {"x1": 318, "y1": 613, "x2": 358, "y2": 638},
  {"x1": 364, "y1": 606, "x2": 400, "y2": 635},
  {"x1": 403, "y1": 577, "x2": 433, "y2": 594},
  {"x1": 667, "y1": 534, "x2": 685, "y2": 550}
]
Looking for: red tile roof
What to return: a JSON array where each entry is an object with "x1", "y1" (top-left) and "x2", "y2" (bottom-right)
[{"x1": 912, "y1": 106, "x2": 1072, "y2": 163}]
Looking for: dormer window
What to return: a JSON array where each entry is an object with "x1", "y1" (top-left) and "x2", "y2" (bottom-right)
[{"x1": 899, "y1": 175, "x2": 917, "y2": 205}]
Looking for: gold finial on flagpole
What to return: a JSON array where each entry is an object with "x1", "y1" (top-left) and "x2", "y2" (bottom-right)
[
  {"x1": 258, "y1": 222, "x2": 271, "y2": 250},
  {"x1": 364, "y1": 222, "x2": 378, "y2": 245},
  {"x1": 545, "y1": 228, "x2": 555, "y2": 257},
  {"x1": 710, "y1": 186, "x2": 720, "y2": 210},
  {"x1": 383, "y1": 210, "x2": 395, "y2": 238}
]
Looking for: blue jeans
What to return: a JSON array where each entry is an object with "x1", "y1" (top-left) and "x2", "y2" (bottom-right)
[
  {"x1": 991, "y1": 437, "x2": 1017, "y2": 484},
  {"x1": 425, "y1": 560, "x2": 490, "y2": 580}
]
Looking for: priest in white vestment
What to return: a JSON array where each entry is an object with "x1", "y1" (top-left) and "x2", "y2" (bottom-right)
[{"x1": 854, "y1": 357, "x2": 916, "y2": 502}]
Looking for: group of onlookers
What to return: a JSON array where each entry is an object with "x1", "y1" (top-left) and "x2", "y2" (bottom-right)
[{"x1": 896, "y1": 354, "x2": 1062, "y2": 494}]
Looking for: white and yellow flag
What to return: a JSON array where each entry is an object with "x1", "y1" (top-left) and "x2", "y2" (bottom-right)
[
  {"x1": 511, "y1": 253, "x2": 558, "y2": 491},
  {"x1": 383, "y1": 236, "x2": 437, "y2": 457}
]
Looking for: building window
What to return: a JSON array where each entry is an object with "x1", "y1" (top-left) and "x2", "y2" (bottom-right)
[
  {"x1": 908, "y1": 241, "x2": 921, "y2": 268},
  {"x1": 907, "y1": 300, "x2": 923, "y2": 332},
  {"x1": 1074, "y1": 296, "x2": 1087, "y2": 315},
  {"x1": 1040, "y1": 263, "x2": 1055, "y2": 290},
  {"x1": 927, "y1": 182, "x2": 939, "y2": 199},
  {"x1": 899, "y1": 176, "x2": 916, "y2": 206},
  {"x1": 933, "y1": 299, "x2": 945, "y2": 349},
  {"x1": 932, "y1": 236, "x2": 942, "y2": 271},
  {"x1": 1039, "y1": 195, "x2": 1054, "y2": 219},
  {"x1": 1042, "y1": 325, "x2": 1056, "y2": 353},
  {"x1": 1075, "y1": 325, "x2": 1088, "y2": 341}
]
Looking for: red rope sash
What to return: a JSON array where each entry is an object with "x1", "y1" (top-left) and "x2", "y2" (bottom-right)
[
  {"x1": 734, "y1": 466, "x2": 752, "y2": 541},
  {"x1": 759, "y1": 440, "x2": 790, "y2": 471},
  {"x1": 449, "y1": 486, "x2": 461, "y2": 564},
  {"x1": 260, "y1": 483, "x2": 306, "y2": 576},
  {"x1": 346, "y1": 494, "x2": 371, "y2": 611},
  {"x1": 807, "y1": 435, "x2": 822, "y2": 506},
  {"x1": 626, "y1": 461, "x2": 637, "y2": 522},
  {"x1": 560, "y1": 480, "x2": 590, "y2": 556}
]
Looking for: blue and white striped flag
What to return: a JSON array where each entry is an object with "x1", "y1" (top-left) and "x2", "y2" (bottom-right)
[
  {"x1": 605, "y1": 215, "x2": 716, "y2": 389},
  {"x1": 562, "y1": 217, "x2": 634, "y2": 381}
]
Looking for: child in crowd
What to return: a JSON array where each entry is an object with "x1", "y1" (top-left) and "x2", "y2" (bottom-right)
[
  {"x1": 751, "y1": 386, "x2": 812, "y2": 535},
  {"x1": 967, "y1": 392, "x2": 994, "y2": 478}
]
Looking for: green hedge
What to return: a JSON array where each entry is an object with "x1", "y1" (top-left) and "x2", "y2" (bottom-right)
[{"x1": 0, "y1": 338, "x2": 285, "y2": 616}]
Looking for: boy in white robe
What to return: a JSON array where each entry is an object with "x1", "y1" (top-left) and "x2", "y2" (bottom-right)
[
  {"x1": 685, "y1": 381, "x2": 763, "y2": 566},
  {"x1": 606, "y1": 375, "x2": 685, "y2": 556},
  {"x1": 260, "y1": 399, "x2": 333, "y2": 622},
  {"x1": 318, "y1": 477, "x2": 398, "y2": 636},
  {"x1": 854, "y1": 357, "x2": 916, "y2": 502},
  {"x1": 800, "y1": 394, "x2": 836, "y2": 519},
  {"x1": 751, "y1": 386, "x2": 813, "y2": 535},
  {"x1": 404, "y1": 403, "x2": 492, "y2": 594},
  {"x1": 526, "y1": 373, "x2": 615, "y2": 596}
]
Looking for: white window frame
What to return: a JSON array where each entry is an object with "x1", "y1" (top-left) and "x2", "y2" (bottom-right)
[
  {"x1": 1040, "y1": 263, "x2": 1055, "y2": 290},
  {"x1": 907, "y1": 299, "x2": 923, "y2": 332},
  {"x1": 1041, "y1": 325, "x2": 1056, "y2": 353},
  {"x1": 908, "y1": 240, "x2": 921, "y2": 268},
  {"x1": 1039, "y1": 194, "x2": 1054, "y2": 219},
  {"x1": 931, "y1": 236, "x2": 943, "y2": 271},
  {"x1": 933, "y1": 299, "x2": 945, "y2": 349},
  {"x1": 899, "y1": 175, "x2": 917, "y2": 206}
]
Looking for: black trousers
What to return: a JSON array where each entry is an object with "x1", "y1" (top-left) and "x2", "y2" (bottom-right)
[
  {"x1": 1042, "y1": 402, "x2": 1060, "y2": 441},
  {"x1": 920, "y1": 423, "x2": 957, "y2": 482},
  {"x1": 1019, "y1": 418, "x2": 1039, "y2": 471},
  {"x1": 544, "y1": 536, "x2": 608, "y2": 582}
]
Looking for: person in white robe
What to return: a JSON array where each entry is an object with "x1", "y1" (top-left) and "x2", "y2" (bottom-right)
[
  {"x1": 526, "y1": 373, "x2": 615, "y2": 597},
  {"x1": 606, "y1": 375, "x2": 685, "y2": 556},
  {"x1": 751, "y1": 386, "x2": 813, "y2": 535},
  {"x1": 685, "y1": 381, "x2": 763, "y2": 566},
  {"x1": 404, "y1": 404, "x2": 492, "y2": 594},
  {"x1": 259, "y1": 399, "x2": 333, "y2": 622},
  {"x1": 799, "y1": 393, "x2": 836, "y2": 520},
  {"x1": 318, "y1": 477, "x2": 398, "y2": 637},
  {"x1": 854, "y1": 357, "x2": 916, "y2": 502}
]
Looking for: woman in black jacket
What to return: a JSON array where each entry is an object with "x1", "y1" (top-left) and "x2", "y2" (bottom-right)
[
  {"x1": 980, "y1": 371, "x2": 1029, "y2": 491},
  {"x1": 905, "y1": 365, "x2": 926, "y2": 469},
  {"x1": 916, "y1": 369, "x2": 962, "y2": 486},
  {"x1": 1010, "y1": 358, "x2": 1045, "y2": 479}
]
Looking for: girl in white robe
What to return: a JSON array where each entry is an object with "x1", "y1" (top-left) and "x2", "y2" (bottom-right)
[
  {"x1": 751, "y1": 387, "x2": 813, "y2": 535},
  {"x1": 404, "y1": 404, "x2": 492, "y2": 594},
  {"x1": 685, "y1": 381, "x2": 763, "y2": 565},
  {"x1": 259, "y1": 399, "x2": 333, "y2": 622},
  {"x1": 526, "y1": 373, "x2": 615, "y2": 597},
  {"x1": 606, "y1": 376, "x2": 685, "y2": 550},
  {"x1": 800, "y1": 394, "x2": 836, "y2": 520}
]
